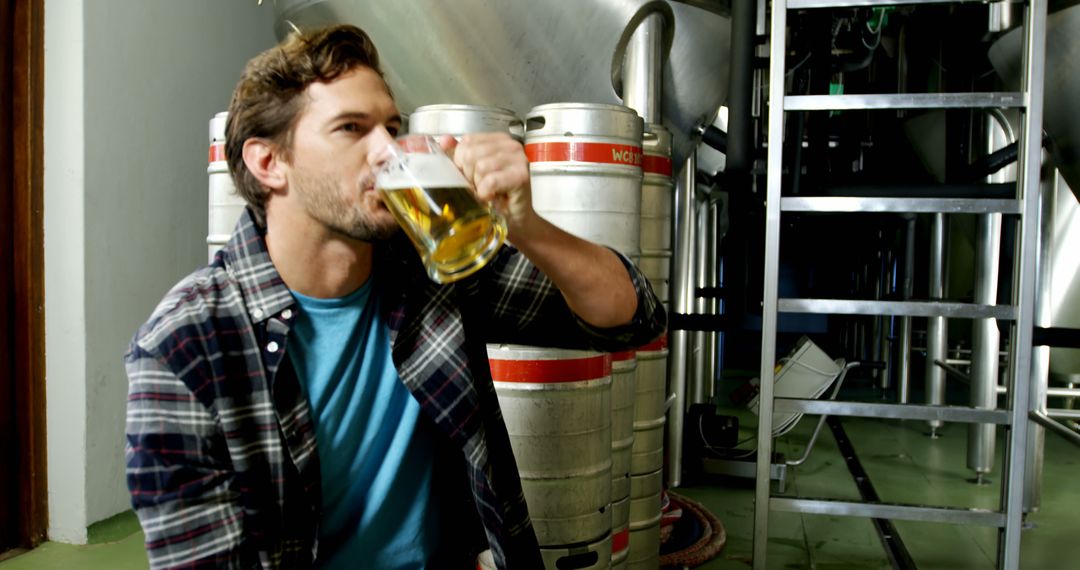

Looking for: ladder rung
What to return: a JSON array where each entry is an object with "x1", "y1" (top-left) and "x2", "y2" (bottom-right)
[
  {"x1": 774, "y1": 398, "x2": 1012, "y2": 424},
  {"x1": 787, "y1": 0, "x2": 1011, "y2": 9},
  {"x1": 781, "y1": 197, "x2": 1021, "y2": 214},
  {"x1": 770, "y1": 497, "x2": 1006, "y2": 527},
  {"x1": 784, "y1": 93, "x2": 1025, "y2": 111},
  {"x1": 778, "y1": 298, "x2": 1017, "y2": 320}
]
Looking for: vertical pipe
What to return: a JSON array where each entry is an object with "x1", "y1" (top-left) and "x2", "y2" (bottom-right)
[
  {"x1": 754, "y1": 0, "x2": 787, "y2": 565},
  {"x1": 898, "y1": 216, "x2": 916, "y2": 403},
  {"x1": 1025, "y1": 169, "x2": 1056, "y2": 512},
  {"x1": 667, "y1": 155, "x2": 696, "y2": 488},
  {"x1": 968, "y1": 110, "x2": 1014, "y2": 482},
  {"x1": 727, "y1": 0, "x2": 756, "y2": 176},
  {"x1": 704, "y1": 200, "x2": 720, "y2": 402},
  {"x1": 880, "y1": 247, "x2": 896, "y2": 392},
  {"x1": 967, "y1": 213, "x2": 1002, "y2": 482},
  {"x1": 925, "y1": 213, "x2": 948, "y2": 436},
  {"x1": 871, "y1": 241, "x2": 884, "y2": 382},
  {"x1": 691, "y1": 195, "x2": 708, "y2": 405},
  {"x1": 989, "y1": 0, "x2": 1016, "y2": 33},
  {"x1": 622, "y1": 12, "x2": 664, "y2": 124}
]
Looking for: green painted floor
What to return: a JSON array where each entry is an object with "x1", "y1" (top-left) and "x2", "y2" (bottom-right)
[
  {"x1": 675, "y1": 409, "x2": 1080, "y2": 569},
  {"x1": 2, "y1": 411, "x2": 1077, "y2": 569}
]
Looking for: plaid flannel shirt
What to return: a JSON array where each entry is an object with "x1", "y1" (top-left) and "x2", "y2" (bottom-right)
[{"x1": 125, "y1": 208, "x2": 666, "y2": 569}]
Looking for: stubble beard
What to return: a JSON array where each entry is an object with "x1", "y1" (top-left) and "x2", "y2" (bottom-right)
[{"x1": 291, "y1": 167, "x2": 400, "y2": 242}]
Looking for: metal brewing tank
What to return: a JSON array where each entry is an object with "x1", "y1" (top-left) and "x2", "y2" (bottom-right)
[
  {"x1": 989, "y1": 5, "x2": 1080, "y2": 382},
  {"x1": 271, "y1": 0, "x2": 732, "y2": 166}
]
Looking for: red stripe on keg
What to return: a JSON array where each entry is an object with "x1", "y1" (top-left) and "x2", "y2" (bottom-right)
[
  {"x1": 525, "y1": 142, "x2": 642, "y2": 168},
  {"x1": 489, "y1": 355, "x2": 611, "y2": 383},
  {"x1": 208, "y1": 142, "x2": 225, "y2": 163},
  {"x1": 643, "y1": 154, "x2": 672, "y2": 176},
  {"x1": 612, "y1": 528, "x2": 630, "y2": 554},
  {"x1": 638, "y1": 334, "x2": 668, "y2": 352},
  {"x1": 611, "y1": 350, "x2": 635, "y2": 361}
]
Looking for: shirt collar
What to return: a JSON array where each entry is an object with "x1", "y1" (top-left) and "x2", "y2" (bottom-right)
[
  {"x1": 220, "y1": 208, "x2": 296, "y2": 325},
  {"x1": 220, "y1": 209, "x2": 424, "y2": 325}
]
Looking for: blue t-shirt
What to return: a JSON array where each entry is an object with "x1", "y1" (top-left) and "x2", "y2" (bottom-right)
[{"x1": 288, "y1": 278, "x2": 437, "y2": 569}]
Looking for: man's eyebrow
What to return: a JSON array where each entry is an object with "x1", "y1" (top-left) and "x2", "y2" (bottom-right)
[{"x1": 327, "y1": 111, "x2": 403, "y2": 125}]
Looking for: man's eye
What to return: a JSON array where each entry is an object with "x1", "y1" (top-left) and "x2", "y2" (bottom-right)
[
  {"x1": 338, "y1": 122, "x2": 363, "y2": 133},
  {"x1": 387, "y1": 126, "x2": 400, "y2": 137}
]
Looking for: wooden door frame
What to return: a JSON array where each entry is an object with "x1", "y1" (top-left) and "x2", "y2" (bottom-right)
[{"x1": 1, "y1": 0, "x2": 47, "y2": 552}]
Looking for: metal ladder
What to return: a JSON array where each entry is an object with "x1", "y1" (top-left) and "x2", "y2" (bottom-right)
[{"x1": 754, "y1": 0, "x2": 1049, "y2": 568}]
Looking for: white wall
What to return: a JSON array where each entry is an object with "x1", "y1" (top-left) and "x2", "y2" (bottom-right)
[{"x1": 45, "y1": 0, "x2": 279, "y2": 543}]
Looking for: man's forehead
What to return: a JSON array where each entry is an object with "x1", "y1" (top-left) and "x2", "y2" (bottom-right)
[{"x1": 304, "y1": 68, "x2": 398, "y2": 120}]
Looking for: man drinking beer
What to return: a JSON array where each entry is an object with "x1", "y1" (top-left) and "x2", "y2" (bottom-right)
[{"x1": 124, "y1": 24, "x2": 664, "y2": 570}]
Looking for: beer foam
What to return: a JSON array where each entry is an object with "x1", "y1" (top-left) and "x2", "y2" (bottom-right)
[{"x1": 377, "y1": 153, "x2": 470, "y2": 189}]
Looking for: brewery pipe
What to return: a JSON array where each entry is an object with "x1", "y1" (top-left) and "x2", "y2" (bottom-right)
[
  {"x1": 726, "y1": 0, "x2": 755, "y2": 177},
  {"x1": 968, "y1": 110, "x2": 1013, "y2": 483},
  {"x1": 925, "y1": 213, "x2": 948, "y2": 437},
  {"x1": 668, "y1": 154, "x2": 697, "y2": 488},
  {"x1": 967, "y1": 212, "x2": 1002, "y2": 483},
  {"x1": 691, "y1": 199, "x2": 706, "y2": 406},
  {"x1": 623, "y1": 12, "x2": 665, "y2": 124},
  {"x1": 1026, "y1": 169, "x2": 1057, "y2": 511},
  {"x1": 691, "y1": 196, "x2": 720, "y2": 405},
  {"x1": 699, "y1": 125, "x2": 728, "y2": 153},
  {"x1": 897, "y1": 215, "x2": 916, "y2": 403}
]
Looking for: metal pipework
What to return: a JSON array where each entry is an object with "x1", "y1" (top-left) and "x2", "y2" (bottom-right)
[
  {"x1": 622, "y1": 12, "x2": 664, "y2": 124},
  {"x1": 967, "y1": 213, "x2": 1002, "y2": 482},
  {"x1": 1026, "y1": 168, "x2": 1057, "y2": 512},
  {"x1": 996, "y1": 385, "x2": 1080, "y2": 399},
  {"x1": 690, "y1": 197, "x2": 706, "y2": 406},
  {"x1": 878, "y1": 248, "x2": 895, "y2": 392},
  {"x1": 989, "y1": 1, "x2": 1017, "y2": 34},
  {"x1": 898, "y1": 216, "x2": 916, "y2": 403},
  {"x1": 691, "y1": 196, "x2": 720, "y2": 405},
  {"x1": 925, "y1": 213, "x2": 948, "y2": 436},
  {"x1": 667, "y1": 154, "x2": 697, "y2": 488},
  {"x1": 968, "y1": 110, "x2": 1013, "y2": 483},
  {"x1": 871, "y1": 248, "x2": 884, "y2": 383},
  {"x1": 726, "y1": 0, "x2": 756, "y2": 176}
]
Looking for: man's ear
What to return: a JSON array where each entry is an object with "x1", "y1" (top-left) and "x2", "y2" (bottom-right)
[{"x1": 242, "y1": 138, "x2": 288, "y2": 193}]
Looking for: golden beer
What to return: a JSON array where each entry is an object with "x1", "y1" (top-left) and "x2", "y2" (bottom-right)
[
  {"x1": 380, "y1": 185, "x2": 506, "y2": 282},
  {"x1": 375, "y1": 136, "x2": 507, "y2": 283}
]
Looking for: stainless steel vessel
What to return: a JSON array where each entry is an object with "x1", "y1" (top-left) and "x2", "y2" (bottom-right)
[
  {"x1": 407, "y1": 104, "x2": 524, "y2": 140},
  {"x1": 271, "y1": 0, "x2": 732, "y2": 166},
  {"x1": 488, "y1": 345, "x2": 613, "y2": 547},
  {"x1": 626, "y1": 469, "x2": 663, "y2": 569},
  {"x1": 207, "y1": 112, "x2": 244, "y2": 262},
  {"x1": 526, "y1": 102, "x2": 644, "y2": 258},
  {"x1": 631, "y1": 338, "x2": 668, "y2": 475},
  {"x1": 611, "y1": 351, "x2": 638, "y2": 505},
  {"x1": 989, "y1": 4, "x2": 1080, "y2": 201},
  {"x1": 639, "y1": 123, "x2": 674, "y2": 306}
]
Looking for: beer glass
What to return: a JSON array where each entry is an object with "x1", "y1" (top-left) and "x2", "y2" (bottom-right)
[{"x1": 375, "y1": 135, "x2": 507, "y2": 283}]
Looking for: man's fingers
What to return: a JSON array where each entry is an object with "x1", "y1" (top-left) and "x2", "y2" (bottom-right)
[{"x1": 476, "y1": 171, "x2": 519, "y2": 201}]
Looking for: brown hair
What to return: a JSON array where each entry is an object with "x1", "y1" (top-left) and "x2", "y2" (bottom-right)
[{"x1": 225, "y1": 25, "x2": 385, "y2": 225}]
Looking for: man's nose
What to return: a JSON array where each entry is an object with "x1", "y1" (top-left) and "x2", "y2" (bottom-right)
[{"x1": 367, "y1": 125, "x2": 397, "y2": 167}]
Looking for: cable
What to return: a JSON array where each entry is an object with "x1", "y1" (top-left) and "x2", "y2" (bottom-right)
[{"x1": 696, "y1": 414, "x2": 758, "y2": 459}]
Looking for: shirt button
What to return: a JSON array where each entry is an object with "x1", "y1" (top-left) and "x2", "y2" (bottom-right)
[
  {"x1": 281, "y1": 309, "x2": 293, "y2": 320},
  {"x1": 252, "y1": 308, "x2": 264, "y2": 319},
  {"x1": 267, "y1": 341, "x2": 280, "y2": 353}
]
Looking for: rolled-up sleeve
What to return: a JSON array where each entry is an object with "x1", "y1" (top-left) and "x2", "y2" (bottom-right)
[{"x1": 472, "y1": 245, "x2": 667, "y2": 352}]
